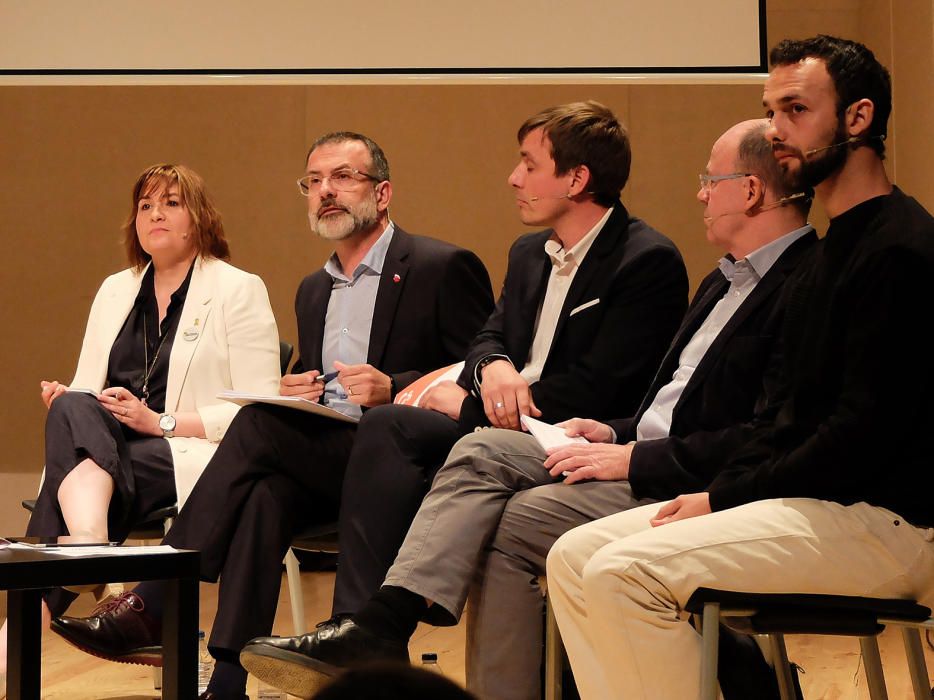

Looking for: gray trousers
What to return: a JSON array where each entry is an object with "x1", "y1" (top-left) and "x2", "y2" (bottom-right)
[{"x1": 384, "y1": 429, "x2": 654, "y2": 700}]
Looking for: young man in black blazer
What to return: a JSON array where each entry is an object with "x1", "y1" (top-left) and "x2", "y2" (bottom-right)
[
  {"x1": 239, "y1": 119, "x2": 810, "y2": 699},
  {"x1": 325, "y1": 101, "x2": 688, "y2": 626},
  {"x1": 50, "y1": 132, "x2": 494, "y2": 700},
  {"x1": 547, "y1": 35, "x2": 934, "y2": 700}
]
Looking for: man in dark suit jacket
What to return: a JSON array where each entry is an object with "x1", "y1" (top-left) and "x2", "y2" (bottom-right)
[
  {"x1": 50, "y1": 131, "x2": 494, "y2": 700},
  {"x1": 240, "y1": 120, "x2": 815, "y2": 700},
  {"x1": 329, "y1": 101, "x2": 687, "y2": 619}
]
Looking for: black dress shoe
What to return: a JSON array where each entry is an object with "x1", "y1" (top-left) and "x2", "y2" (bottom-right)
[
  {"x1": 198, "y1": 692, "x2": 248, "y2": 700},
  {"x1": 50, "y1": 591, "x2": 162, "y2": 666},
  {"x1": 240, "y1": 617, "x2": 408, "y2": 699}
]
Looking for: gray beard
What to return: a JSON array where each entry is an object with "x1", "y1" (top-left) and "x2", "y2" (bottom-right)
[{"x1": 308, "y1": 197, "x2": 379, "y2": 241}]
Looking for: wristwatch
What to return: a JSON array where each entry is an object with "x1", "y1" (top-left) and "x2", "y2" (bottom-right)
[
  {"x1": 473, "y1": 354, "x2": 512, "y2": 394},
  {"x1": 158, "y1": 413, "x2": 176, "y2": 438}
]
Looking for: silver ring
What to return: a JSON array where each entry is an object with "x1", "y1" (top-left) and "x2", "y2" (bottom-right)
[{"x1": 495, "y1": 401, "x2": 504, "y2": 409}]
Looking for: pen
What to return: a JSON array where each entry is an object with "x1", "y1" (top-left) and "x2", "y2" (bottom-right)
[{"x1": 318, "y1": 370, "x2": 339, "y2": 383}]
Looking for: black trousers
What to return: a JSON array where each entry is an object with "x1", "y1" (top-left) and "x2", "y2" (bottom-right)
[
  {"x1": 28, "y1": 391, "x2": 175, "y2": 616},
  {"x1": 332, "y1": 404, "x2": 465, "y2": 616},
  {"x1": 162, "y1": 404, "x2": 355, "y2": 655}
]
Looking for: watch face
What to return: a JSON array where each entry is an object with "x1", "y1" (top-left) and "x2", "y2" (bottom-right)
[{"x1": 159, "y1": 414, "x2": 176, "y2": 431}]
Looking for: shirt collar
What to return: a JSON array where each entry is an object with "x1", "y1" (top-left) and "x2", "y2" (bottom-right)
[
  {"x1": 719, "y1": 224, "x2": 813, "y2": 281},
  {"x1": 133, "y1": 259, "x2": 196, "y2": 308},
  {"x1": 324, "y1": 221, "x2": 395, "y2": 282},
  {"x1": 543, "y1": 207, "x2": 612, "y2": 268}
]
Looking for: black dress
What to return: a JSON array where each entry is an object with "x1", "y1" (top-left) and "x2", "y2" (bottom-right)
[{"x1": 26, "y1": 264, "x2": 194, "y2": 606}]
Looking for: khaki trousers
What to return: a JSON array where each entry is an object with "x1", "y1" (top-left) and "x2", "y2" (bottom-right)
[{"x1": 546, "y1": 498, "x2": 934, "y2": 700}]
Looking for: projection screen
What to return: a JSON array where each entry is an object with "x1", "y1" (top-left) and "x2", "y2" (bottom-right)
[{"x1": 0, "y1": 0, "x2": 766, "y2": 82}]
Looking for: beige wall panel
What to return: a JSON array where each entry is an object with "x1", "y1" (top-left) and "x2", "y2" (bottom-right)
[
  {"x1": 890, "y1": 0, "x2": 934, "y2": 210},
  {"x1": 0, "y1": 473, "x2": 42, "y2": 543},
  {"x1": 767, "y1": 2, "x2": 861, "y2": 46}
]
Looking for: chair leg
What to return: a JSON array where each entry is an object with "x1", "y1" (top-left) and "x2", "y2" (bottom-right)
[
  {"x1": 284, "y1": 548, "x2": 306, "y2": 635},
  {"x1": 700, "y1": 603, "x2": 720, "y2": 700},
  {"x1": 544, "y1": 593, "x2": 563, "y2": 700},
  {"x1": 899, "y1": 627, "x2": 931, "y2": 700},
  {"x1": 859, "y1": 636, "x2": 889, "y2": 700},
  {"x1": 768, "y1": 633, "x2": 795, "y2": 700}
]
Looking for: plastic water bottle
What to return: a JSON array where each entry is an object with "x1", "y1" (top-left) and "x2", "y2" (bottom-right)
[
  {"x1": 421, "y1": 652, "x2": 443, "y2": 673},
  {"x1": 197, "y1": 630, "x2": 214, "y2": 694}
]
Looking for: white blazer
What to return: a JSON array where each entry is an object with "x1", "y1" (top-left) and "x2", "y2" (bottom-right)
[{"x1": 70, "y1": 257, "x2": 281, "y2": 508}]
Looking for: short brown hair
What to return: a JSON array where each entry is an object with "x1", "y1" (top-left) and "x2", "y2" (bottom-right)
[
  {"x1": 517, "y1": 101, "x2": 631, "y2": 208},
  {"x1": 123, "y1": 164, "x2": 230, "y2": 270}
]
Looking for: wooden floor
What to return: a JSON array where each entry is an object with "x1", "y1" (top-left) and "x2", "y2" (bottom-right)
[{"x1": 26, "y1": 569, "x2": 934, "y2": 699}]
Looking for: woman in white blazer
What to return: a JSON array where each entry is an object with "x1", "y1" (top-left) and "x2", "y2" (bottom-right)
[{"x1": 0, "y1": 164, "x2": 280, "y2": 693}]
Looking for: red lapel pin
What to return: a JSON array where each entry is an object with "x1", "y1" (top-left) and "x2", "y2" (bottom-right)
[{"x1": 393, "y1": 273, "x2": 401, "y2": 283}]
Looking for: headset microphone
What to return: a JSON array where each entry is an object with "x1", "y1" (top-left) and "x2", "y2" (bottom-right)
[
  {"x1": 704, "y1": 192, "x2": 809, "y2": 224},
  {"x1": 525, "y1": 193, "x2": 573, "y2": 203},
  {"x1": 703, "y1": 210, "x2": 745, "y2": 225},
  {"x1": 803, "y1": 133, "x2": 885, "y2": 157}
]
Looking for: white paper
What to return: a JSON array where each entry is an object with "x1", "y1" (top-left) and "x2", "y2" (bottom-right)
[
  {"x1": 1, "y1": 542, "x2": 179, "y2": 557},
  {"x1": 46, "y1": 545, "x2": 180, "y2": 557},
  {"x1": 217, "y1": 390, "x2": 359, "y2": 424},
  {"x1": 520, "y1": 415, "x2": 588, "y2": 451}
]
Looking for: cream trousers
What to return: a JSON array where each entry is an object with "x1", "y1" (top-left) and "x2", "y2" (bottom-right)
[{"x1": 546, "y1": 498, "x2": 934, "y2": 700}]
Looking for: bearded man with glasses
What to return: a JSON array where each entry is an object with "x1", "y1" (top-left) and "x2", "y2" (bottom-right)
[{"x1": 49, "y1": 131, "x2": 494, "y2": 700}]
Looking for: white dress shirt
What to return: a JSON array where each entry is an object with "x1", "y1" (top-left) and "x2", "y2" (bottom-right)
[{"x1": 519, "y1": 207, "x2": 612, "y2": 384}]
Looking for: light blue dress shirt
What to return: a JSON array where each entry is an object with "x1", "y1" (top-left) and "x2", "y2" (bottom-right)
[{"x1": 320, "y1": 223, "x2": 395, "y2": 419}]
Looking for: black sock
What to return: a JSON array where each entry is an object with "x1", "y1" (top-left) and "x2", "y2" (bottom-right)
[
  {"x1": 206, "y1": 653, "x2": 247, "y2": 697},
  {"x1": 131, "y1": 580, "x2": 165, "y2": 619},
  {"x1": 352, "y1": 585, "x2": 425, "y2": 642}
]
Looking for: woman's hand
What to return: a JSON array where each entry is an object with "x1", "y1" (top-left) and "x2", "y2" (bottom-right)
[
  {"x1": 98, "y1": 387, "x2": 161, "y2": 436},
  {"x1": 40, "y1": 380, "x2": 68, "y2": 409}
]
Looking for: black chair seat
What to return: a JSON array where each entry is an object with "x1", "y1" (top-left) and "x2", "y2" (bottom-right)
[
  {"x1": 291, "y1": 521, "x2": 339, "y2": 554},
  {"x1": 686, "y1": 587, "x2": 931, "y2": 637}
]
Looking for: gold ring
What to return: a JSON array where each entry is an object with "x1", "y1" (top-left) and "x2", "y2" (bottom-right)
[{"x1": 123, "y1": 407, "x2": 128, "y2": 416}]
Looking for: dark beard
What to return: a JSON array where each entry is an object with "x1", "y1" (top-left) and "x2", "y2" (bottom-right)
[
  {"x1": 777, "y1": 123, "x2": 850, "y2": 192},
  {"x1": 798, "y1": 126, "x2": 850, "y2": 189}
]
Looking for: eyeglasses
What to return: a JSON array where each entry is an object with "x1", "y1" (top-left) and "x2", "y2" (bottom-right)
[
  {"x1": 297, "y1": 168, "x2": 380, "y2": 196},
  {"x1": 698, "y1": 172, "x2": 753, "y2": 193}
]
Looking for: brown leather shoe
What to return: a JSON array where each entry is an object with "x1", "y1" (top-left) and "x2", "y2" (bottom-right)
[{"x1": 50, "y1": 591, "x2": 162, "y2": 666}]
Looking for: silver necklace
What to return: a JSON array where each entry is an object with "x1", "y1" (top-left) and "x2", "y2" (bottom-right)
[{"x1": 141, "y1": 311, "x2": 171, "y2": 407}]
